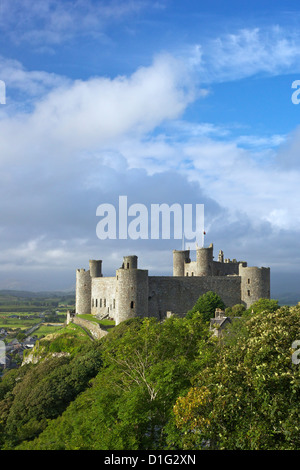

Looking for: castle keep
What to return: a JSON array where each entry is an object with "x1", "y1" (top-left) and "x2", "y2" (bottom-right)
[{"x1": 75, "y1": 243, "x2": 270, "y2": 325}]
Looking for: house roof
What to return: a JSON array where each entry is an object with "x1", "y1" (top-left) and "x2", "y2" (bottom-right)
[{"x1": 210, "y1": 316, "x2": 231, "y2": 329}]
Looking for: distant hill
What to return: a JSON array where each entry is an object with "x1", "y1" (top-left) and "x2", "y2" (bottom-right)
[
  {"x1": 0, "y1": 290, "x2": 75, "y2": 309},
  {"x1": 0, "y1": 289, "x2": 75, "y2": 298}
]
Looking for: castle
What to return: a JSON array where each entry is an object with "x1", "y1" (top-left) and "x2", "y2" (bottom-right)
[{"x1": 75, "y1": 243, "x2": 270, "y2": 325}]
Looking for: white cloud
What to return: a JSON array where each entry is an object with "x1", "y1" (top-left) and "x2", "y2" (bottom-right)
[
  {"x1": 0, "y1": 53, "x2": 194, "y2": 166},
  {"x1": 275, "y1": 125, "x2": 300, "y2": 169},
  {"x1": 0, "y1": 0, "x2": 151, "y2": 46},
  {"x1": 235, "y1": 134, "x2": 286, "y2": 150},
  {"x1": 0, "y1": 48, "x2": 298, "y2": 242},
  {"x1": 1, "y1": 28, "x2": 300, "y2": 290},
  {"x1": 104, "y1": 130, "x2": 300, "y2": 233},
  {"x1": 189, "y1": 26, "x2": 300, "y2": 82},
  {"x1": 0, "y1": 56, "x2": 70, "y2": 99}
]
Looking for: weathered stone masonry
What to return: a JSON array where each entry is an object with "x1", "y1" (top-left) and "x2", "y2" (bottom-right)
[{"x1": 75, "y1": 243, "x2": 270, "y2": 325}]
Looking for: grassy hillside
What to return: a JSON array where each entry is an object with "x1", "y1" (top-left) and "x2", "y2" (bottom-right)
[{"x1": 0, "y1": 301, "x2": 299, "y2": 451}]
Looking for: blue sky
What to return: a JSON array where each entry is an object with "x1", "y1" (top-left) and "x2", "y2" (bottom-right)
[{"x1": 1, "y1": 0, "x2": 300, "y2": 297}]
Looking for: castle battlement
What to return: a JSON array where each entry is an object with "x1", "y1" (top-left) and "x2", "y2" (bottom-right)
[{"x1": 75, "y1": 244, "x2": 270, "y2": 325}]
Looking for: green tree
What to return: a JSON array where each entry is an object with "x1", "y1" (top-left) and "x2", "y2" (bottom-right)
[
  {"x1": 1, "y1": 345, "x2": 102, "y2": 448},
  {"x1": 172, "y1": 305, "x2": 300, "y2": 450},
  {"x1": 16, "y1": 315, "x2": 215, "y2": 450},
  {"x1": 97, "y1": 316, "x2": 213, "y2": 449},
  {"x1": 225, "y1": 303, "x2": 246, "y2": 317},
  {"x1": 186, "y1": 291, "x2": 225, "y2": 322},
  {"x1": 16, "y1": 332, "x2": 26, "y2": 341},
  {"x1": 248, "y1": 298, "x2": 279, "y2": 314}
]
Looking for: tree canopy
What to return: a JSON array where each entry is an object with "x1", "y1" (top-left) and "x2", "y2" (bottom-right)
[
  {"x1": 0, "y1": 299, "x2": 299, "y2": 450},
  {"x1": 172, "y1": 305, "x2": 300, "y2": 450},
  {"x1": 186, "y1": 291, "x2": 226, "y2": 322}
]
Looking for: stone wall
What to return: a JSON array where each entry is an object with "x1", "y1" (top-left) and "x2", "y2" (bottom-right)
[
  {"x1": 148, "y1": 275, "x2": 241, "y2": 318},
  {"x1": 72, "y1": 316, "x2": 108, "y2": 340},
  {"x1": 76, "y1": 247, "x2": 270, "y2": 324},
  {"x1": 212, "y1": 260, "x2": 241, "y2": 276},
  {"x1": 184, "y1": 260, "x2": 197, "y2": 276},
  {"x1": 91, "y1": 276, "x2": 116, "y2": 319}
]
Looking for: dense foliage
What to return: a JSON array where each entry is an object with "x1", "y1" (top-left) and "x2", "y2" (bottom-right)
[
  {"x1": 0, "y1": 294, "x2": 299, "y2": 450},
  {"x1": 172, "y1": 305, "x2": 300, "y2": 449},
  {"x1": 186, "y1": 291, "x2": 225, "y2": 321},
  {"x1": 13, "y1": 315, "x2": 213, "y2": 450},
  {"x1": 0, "y1": 324, "x2": 102, "y2": 448}
]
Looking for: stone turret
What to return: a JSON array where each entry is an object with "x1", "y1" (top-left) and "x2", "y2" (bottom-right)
[
  {"x1": 239, "y1": 264, "x2": 270, "y2": 308},
  {"x1": 173, "y1": 250, "x2": 190, "y2": 276},
  {"x1": 89, "y1": 259, "x2": 102, "y2": 278},
  {"x1": 115, "y1": 256, "x2": 148, "y2": 325},
  {"x1": 122, "y1": 255, "x2": 138, "y2": 270},
  {"x1": 75, "y1": 268, "x2": 91, "y2": 315},
  {"x1": 196, "y1": 243, "x2": 214, "y2": 276}
]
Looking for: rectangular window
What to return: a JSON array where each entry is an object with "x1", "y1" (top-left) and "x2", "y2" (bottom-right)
[
  {"x1": 95, "y1": 299, "x2": 98, "y2": 307},
  {"x1": 248, "y1": 278, "x2": 251, "y2": 284},
  {"x1": 104, "y1": 299, "x2": 106, "y2": 307},
  {"x1": 100, "y1": 299, "x2": 102, "y2": 308},
  {"x1": 247, "y1": 290, "x2": 250, "y2": 296}
]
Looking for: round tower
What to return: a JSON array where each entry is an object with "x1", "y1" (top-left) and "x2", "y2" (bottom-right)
[
  {"x1": 115, "y1": 256, "x2": 148, "y2": 325},
  {"x1": 122, "y1": 255, "x2": 138, "y2": 270},
  {"x1": 89, "y1": 259, "x2": 102, "y2": 278},
  {"x1": 173, "y1": 250, "x2": 190, "y2": 276},
  {"x1": 75, "y1": 268, "x2": 92, "y2": 315},
  {"x1": 196, "y1": 243, "x2": 214, "y2": 276},
  {"x1": 239, "y1": 264, "x2": 270, "y2": 309}
]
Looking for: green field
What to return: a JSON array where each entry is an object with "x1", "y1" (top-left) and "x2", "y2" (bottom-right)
[
  {"x1": 0, "y1": 313, "x2": 66, "y2": 329},
  {"x1": 0, "y1": 313, "x2": 41, "y2": 330},
  {"x1": 0, "y1": 290, "x2": 118, "y2": 343},
  {"x1": 33, "y1": 324, "x2": 65, "y2": 338},
  {"x1": 0, "y1": 290, "x2": 73, "y2": 341}
]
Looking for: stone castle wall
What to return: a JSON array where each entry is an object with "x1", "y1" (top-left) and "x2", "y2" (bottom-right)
[
  {"x1": 71, "y1": 315, "x2": 108, "y2": 340},
  {"x1": 76, "y1": 245, "x2": 270, "y2": 324},
  {"x1": 212, "y1": 260, "x2": 240, "y2": 276},
  {"x1": 148, "y1": 275, "x2": 241, "y2": 318},
  {"x1": 91, "y1": 277, "x2": 116, "y2": 318}
]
